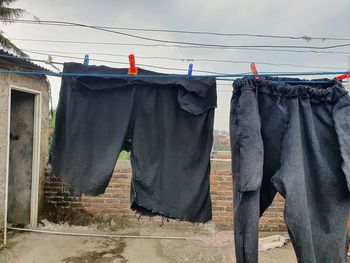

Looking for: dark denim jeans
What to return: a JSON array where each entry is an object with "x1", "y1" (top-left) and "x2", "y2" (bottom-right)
[{"x1": 230, "y1": 77, "x2": 350, "y2": 263}]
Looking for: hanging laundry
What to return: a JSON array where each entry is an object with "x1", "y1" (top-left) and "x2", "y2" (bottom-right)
[
  {"x1": 230, "y1": 77, "x2": 350, "y2": 263},
  {"x1": 50, "y1": 63, "x2": 216, "y2": 223}
]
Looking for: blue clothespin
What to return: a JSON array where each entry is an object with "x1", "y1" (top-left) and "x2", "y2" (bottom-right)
[
  {"x1": 83, "y1": 54, "x2": 89, "y2": 65},
  {"x1": 188, "y1": 63, "x2": 193, "y2": 76}
]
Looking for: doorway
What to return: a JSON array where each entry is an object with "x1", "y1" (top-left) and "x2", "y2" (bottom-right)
[{"x1": 6, "y1": 87, "x2": 41, "y2": 228}]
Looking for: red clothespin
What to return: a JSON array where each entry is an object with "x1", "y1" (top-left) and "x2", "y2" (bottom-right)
[
  {"x1": 250, "y1": 63, "x2": 259, "y2": 80},
  {"x1": 128, "y1": 53, "x2": 138, "y2": 75},
  {"x1": 335, "y1": 73, "x2": 350, "y2": 81}
]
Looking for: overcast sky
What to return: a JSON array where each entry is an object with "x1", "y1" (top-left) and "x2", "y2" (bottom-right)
[{"x1": 3, "y1": 0, "x2": 350, "y2": 130}]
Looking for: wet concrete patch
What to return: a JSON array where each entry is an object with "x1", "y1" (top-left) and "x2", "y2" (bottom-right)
[{"x1": 62, "y1": 239, "x2": 127, "y2": 263}]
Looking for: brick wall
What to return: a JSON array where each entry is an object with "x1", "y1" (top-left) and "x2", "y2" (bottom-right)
[
  {"x1": 260, "y1": 194, "x2": 286, "y2": 231},
  {"x1": 44, "y1": 160, "x2": 286, "y2": 231}
]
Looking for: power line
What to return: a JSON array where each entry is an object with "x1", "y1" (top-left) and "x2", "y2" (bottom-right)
[
  {"x1": 10, "y1": 38, "x2": 350, "y2": 55},
  {"x1": 4, "y1": 19, "x2": 350, "y2": 50},
  {"x1": 8, "y1": 19, "x2": 350, "y2": 42},
  {"x1": 0, "y1": 53, "x2": 271, "y2": 76},
  {"x1": 231, "y1": 48, "x2": 350, "y2": 55},
  {"x1": 23, "y1": 49, "x2": 345, "y2": 70},
  {"x1": 0, "y1": 52, "x2": 63, "y2": 66}
]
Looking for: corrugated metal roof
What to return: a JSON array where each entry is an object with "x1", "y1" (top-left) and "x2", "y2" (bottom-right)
[{"x1": 0, "y1": 49, "x2": 52, "y2": 73}]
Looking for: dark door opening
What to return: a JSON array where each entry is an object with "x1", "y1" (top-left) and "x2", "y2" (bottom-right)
[{"x1": 7, "y1": 90, "x2": 35, "y2": 226}]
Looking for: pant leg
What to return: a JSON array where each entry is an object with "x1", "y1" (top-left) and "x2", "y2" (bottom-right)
[
  {"x1": 333, "y1": 93, "x2": 350, "y2": 194},
  {"x1": 272, "y1": 97, "x2": 350, "y2": 263},
  {"x1": 333, "y1": 93, "x2": 350, "y2": 262},
  {"x1": 231, "y1": 86, "x2": 263, "y2": 263},
  {"x1": 130, "y1": 83, "x2": 215, "y2": 222},
  {"x1": 258, "y1": 95, "x2": 289, "y2": 216},
  {"x1": 51, "y1": 64, "x2": 136, "y2": 195},
  {"x1": 231, "y1": 82, "x2": 288, "y2": 263}
]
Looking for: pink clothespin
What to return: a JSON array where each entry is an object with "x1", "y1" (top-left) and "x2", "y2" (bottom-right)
[
  {"x1": 250, "y1": 63, "x2": 259, "y2": 80},
  {"x1": 128, "y1": 54, "x2": 138, "y2": 75}
]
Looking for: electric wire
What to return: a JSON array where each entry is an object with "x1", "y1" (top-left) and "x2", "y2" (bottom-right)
[
  {"x1": 7, "y1": 19, "x2": 350, "y2": 42},
  {"x1": 0, "y1": 53, "x2": 64, "y2": 65},
  {"x1": 0, "y1": 53, "x2": 223, "y2": 74},
  {"x1": 23, "y1": 49, "x2": 345, "y2": 70},
  {"x1": 10, "y1": 38, "x2": 350, "y2": 55},
  {"x1": 2, "y1": 19, "x2": 350, "y2": 50}
]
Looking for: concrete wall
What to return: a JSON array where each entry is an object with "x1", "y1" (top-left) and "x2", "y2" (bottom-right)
[{"x1": 0, "y1": 73, "x2": 49, "y2": 234}]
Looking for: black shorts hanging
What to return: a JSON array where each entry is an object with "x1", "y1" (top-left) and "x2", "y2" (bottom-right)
[{"x1": 50, "y1": 62, "x2": 217, "y2": 223}]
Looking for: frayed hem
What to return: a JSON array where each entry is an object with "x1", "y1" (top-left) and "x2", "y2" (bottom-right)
[{"x1": 131, "y1": 202, "x2": 208, "y2": 225}]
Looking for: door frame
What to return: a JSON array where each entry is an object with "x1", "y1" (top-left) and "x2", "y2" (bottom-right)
[{"x1": 4, "y1": 85, "x2": 42, "y2": 234}]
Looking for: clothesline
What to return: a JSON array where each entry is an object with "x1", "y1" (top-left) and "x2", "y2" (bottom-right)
[
  {"x1": 1, "y1": 53, "x2": 349, "y2": 84},
  {"x1": 0, "y1": 69, "x2": 349, "y2": 79},
  {"x1": 1, "y1": 53, "x2": 349, "y2": 83}
]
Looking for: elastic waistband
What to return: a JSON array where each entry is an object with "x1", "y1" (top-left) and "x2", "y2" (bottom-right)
[{"x1": 233, "y1": 77, "x2": 347, "y2": 103}]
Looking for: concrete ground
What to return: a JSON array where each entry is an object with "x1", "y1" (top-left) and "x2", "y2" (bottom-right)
[{"x1": 0, "y1": 226, "x2": 297, "y2": 263}]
